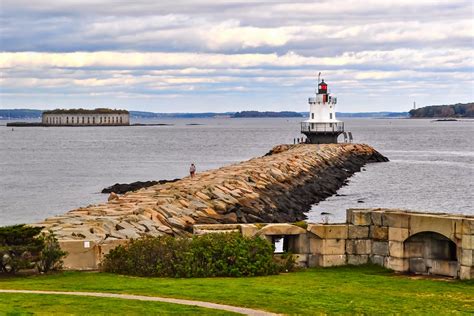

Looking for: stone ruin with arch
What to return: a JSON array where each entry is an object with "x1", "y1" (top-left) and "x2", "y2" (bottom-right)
[{"x1": 194, "y1": 208, "x2": 474, "y2": 280}]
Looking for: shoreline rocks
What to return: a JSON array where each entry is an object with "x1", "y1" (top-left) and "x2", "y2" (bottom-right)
[
  {"x1": 101, "y1": 179, "x2": 180, "y2": 194},
  {"x1": 36, "y1": 143, "x2": 388, "y2": 241}
]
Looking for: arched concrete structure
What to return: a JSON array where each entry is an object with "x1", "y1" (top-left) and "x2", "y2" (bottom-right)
[
  {"x1": 193, "y1": 208, "x2": 474, "y2": 279},
  {"x1": 404, "y1": 232, "x2": 458, "y2": 277}
]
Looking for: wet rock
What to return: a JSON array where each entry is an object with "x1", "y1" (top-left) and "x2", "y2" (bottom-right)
[{"x1": 102, "y1": 179, "x2": 180, "y2": 194}]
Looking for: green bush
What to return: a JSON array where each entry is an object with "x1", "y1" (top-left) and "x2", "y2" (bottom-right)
[
  {"x1": 101, "y1": 233, "x2": 288, "y2": 277},
  {"x1": 37, "y1": 231, "x2": 68, "y2": 273},
  {"x1": 0, "y1": 225, "x2": 66, "y2": 275},
  {"x1": 0, "y1": 225, "x2": 43, "y2": 274}
]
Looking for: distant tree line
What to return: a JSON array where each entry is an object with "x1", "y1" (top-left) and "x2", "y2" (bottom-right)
[
  {"x1": 0, "y1": 109, "x2": 42, "y2": 119},
  {"x1": 409, "y1": 103, "x2": 474, "y2": 118},
  {"x1": 43, "y1": 108, "x2": 129, "y2": 115},
  {"x1": 232, "y1": 111, "x2": 303, "y2": 118}
]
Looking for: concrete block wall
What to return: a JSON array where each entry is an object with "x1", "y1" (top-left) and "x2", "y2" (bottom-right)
[
  {"x1": 59, "y1": 239, "x2": 128, "y2": 270},
  {"x1": 194, "y1": 208, "x2": 474, "y2": 280},
  {"x1": 58, "y1": 208, "x2": 473, "y2": 280},
  {"x1": 342, "y1": 209, "x2": 473, "y2": 279}
]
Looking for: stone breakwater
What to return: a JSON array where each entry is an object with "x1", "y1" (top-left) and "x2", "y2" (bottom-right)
[{"x1": 35, "y1": 144, "x2": 388, "y2": 241}]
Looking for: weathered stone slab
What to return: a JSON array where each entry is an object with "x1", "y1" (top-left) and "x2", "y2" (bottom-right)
[
  {"x1": 318, "y1": 254, "x2": 347, "y2": 267},
  {"x1": 409, "y1": 214, "x2": 462, "y2": 241},
  {"x1": 460, "y1": 265, "x2": 473, "y2": 280},
  {"x1": 307, "y1": 224, "x2": 347, "y2": 239},
  {"x1": 349, "y1": 210, "x2": 372, "y2": 226},
  {"x1": 347, "y1": 255, "x2": 369, "y2": 265},
  {"x1": 370, "y1": 226, "x2": 388, "y2": 240},
  {"x1": 372, "y1": 241, "x2": 389, "y2": 256},
  {"x1": 371, "y1": 211, "x2": 384, "y2": 226},
  {"x1": 258, "y1": 224, "x2": 307, "y2": 236},
  {"x1": 311, "y1": 239, "x2": 346, "y2": 255},
  {"x1": 388, "y1": 227, "x2": 409, "y2": 242},
  {"x1": 408, "y1": 258, "x2": 427, "y2": 274},
  {"x1": 383, "y1": 212, "x2": 409, "y2": 228},
  {"x1": 239, "y1": 224, "x2": 259, "y2": 237},
  {"x1": 460, "y1": 249, "x2": 473, "y2": 266},
  {"x1": 346, "y1": 239, "x2": 372, "y2": 255},
  {"x1": 462, "y1": 219, "x2": 474, "y2": 235},
  {"x1": 431, "y1": 259, "x2": 458, "y2": 277},
  {"x1": 370, "y1": 255, "x2": 387, "y2": 266},
  {"x1": 462, "y1": 235, "x2": 474, "y2": 250},
  {"x1": 386, "y1": 256, "x2": 408, "y2": 272},
  {"x1": 388, "y1": 241, "x2": 405, "y2": 258},
  {"x1": 348, "y1": 225, "x2": 369, "y2": 239}
]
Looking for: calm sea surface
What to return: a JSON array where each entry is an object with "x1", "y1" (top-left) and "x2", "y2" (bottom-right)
[{"x1": 0, "y1": 118, "x2": 473, "y2": 225}]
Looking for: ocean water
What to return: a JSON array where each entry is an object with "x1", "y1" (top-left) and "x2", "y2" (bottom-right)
[{"x1": 0, "y1": 118, "x2": 472, "y2": 226}]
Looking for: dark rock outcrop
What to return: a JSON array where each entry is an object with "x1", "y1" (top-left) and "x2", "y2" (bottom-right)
[{"x1": 102, "y1": 179, "x2": 180, "y2": 194}]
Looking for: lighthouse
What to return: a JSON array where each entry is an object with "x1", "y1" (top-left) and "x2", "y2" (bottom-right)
[{"x1": 301, "y1": 75, "x2": 344, "y2": 144}]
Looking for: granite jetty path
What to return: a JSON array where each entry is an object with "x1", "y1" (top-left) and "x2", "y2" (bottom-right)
[
  {"x1": 35, "y1": 143, "x2": 388, "y2": 241},
  {"x1": 0, "y1": 289, "x2": 277, "y2": 316}
]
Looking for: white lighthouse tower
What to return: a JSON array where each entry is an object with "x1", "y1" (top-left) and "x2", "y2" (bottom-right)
[{"x1": 301, "y1": 74, "x2": 344, "y2": 144}]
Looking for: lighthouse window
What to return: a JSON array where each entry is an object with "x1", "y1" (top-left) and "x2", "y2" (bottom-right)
[
  {"x1": 311, "y1": 113, "x2": 314, "y2": 119},
  {"x1": 330, "y1": 113, "x2": 333, "y2": 119}
]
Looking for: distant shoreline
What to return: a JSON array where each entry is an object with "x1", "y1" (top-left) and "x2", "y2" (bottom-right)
[{"x1": 0, "y1": 109, "x2": 409, "y2": 120}]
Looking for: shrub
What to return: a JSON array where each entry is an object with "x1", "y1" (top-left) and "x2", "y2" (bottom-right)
[
  {"x1": 292, "y1": 221, "x2": 308, "y2": 229},
  {"x1": 101, "y1": 233, "x2": 284, "y2": 277},
  {"x1": 37, "y1": 231, "x2": 68, "y2": 273},
  {"x1": 0, "y1": 225, "x2": 43, "y2": 274},
  {"x1": 274, "y1": 252, "x2": 297, "y2": 273},
  {"x1": 0, "y1": 225, "x2": 66, "y2": 275}
]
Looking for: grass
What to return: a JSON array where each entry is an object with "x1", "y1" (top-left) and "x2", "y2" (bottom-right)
[
  {"x1": 0, "y1": 293, "x2": 235, "y2": 315},
  {"x1": 0, "y1": 265, "x2": 473, "y2": 314}
]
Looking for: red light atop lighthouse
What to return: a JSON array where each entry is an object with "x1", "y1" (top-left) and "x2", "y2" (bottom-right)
[{"x1": 318, "y1": 79, "x2": 328, "y2": 94}]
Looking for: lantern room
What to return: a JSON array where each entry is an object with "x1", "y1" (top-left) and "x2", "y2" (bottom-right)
[{"x1": 318, "y1": 80, "x2": 328, "y2": 94}]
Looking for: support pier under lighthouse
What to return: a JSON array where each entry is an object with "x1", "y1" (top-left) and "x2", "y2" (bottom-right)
[{"x1": 301, "y1": 75, "x2": 344, "y2": 144}]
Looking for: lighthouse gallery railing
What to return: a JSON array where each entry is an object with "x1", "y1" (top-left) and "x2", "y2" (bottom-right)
[{"x1": 301, "y1": 122, "x2": 344, "y2": 133}]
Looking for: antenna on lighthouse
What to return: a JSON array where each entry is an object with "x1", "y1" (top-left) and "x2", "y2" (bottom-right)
[{"x1": 318, "y1": 72, "x2": 321, "y2": 84}]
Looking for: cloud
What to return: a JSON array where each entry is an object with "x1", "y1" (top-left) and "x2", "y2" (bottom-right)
[
  {"x1": 2, "y1": 49, "x2": 472, "y2": 70},
  {"x1": 0, "y1": 0, "x2": 473, "y2": 111}
]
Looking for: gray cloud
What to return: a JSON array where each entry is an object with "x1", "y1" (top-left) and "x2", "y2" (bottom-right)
[{"x1": 0, "y1": 0, "x2": 472, "y2": 111}]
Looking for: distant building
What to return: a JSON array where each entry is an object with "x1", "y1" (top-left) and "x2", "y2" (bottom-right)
[{"x1": 42, "y1": 108, "x2": 130, "y2": 126}]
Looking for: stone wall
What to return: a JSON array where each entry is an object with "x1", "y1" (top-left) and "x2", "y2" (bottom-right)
[
  {"x1": 34, "y1": 143, "x2": 387, "y2": 244},
  {"x1": 194, "y1": 209, "x2": 474, "y2": 280}
]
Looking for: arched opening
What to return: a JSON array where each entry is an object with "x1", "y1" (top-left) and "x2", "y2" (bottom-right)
[{"x1": 404, "y1": 232, "x2": 458, "y2": 277}]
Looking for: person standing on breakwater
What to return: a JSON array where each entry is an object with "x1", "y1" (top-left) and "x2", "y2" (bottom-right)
[{"x1": 189, "y1": 163, "x2": 196, "y2": 178}]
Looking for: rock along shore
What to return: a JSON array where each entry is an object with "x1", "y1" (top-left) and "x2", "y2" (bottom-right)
[{"x1": 35, "y1": 144, "x2": 388, "y2": 241}]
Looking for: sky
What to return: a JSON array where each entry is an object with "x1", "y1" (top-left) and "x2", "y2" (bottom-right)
[{"x1": 0, "y1": 0, "x2": 473, "y2": 113}]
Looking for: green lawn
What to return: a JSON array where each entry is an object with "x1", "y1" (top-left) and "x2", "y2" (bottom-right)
[
  {"x1": 1, "y1": 265, "x2": 473, "y2": 315},
  {"x1": 0, "y1": 293, "x2": 235, "y2": 315}
]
